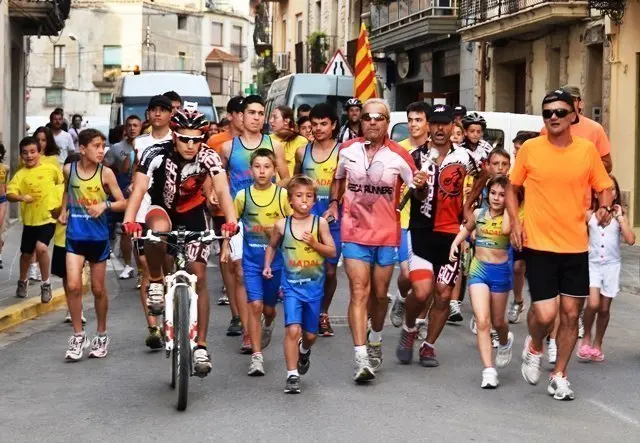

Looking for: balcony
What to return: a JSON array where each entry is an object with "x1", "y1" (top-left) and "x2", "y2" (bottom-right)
[
  {"x1": 230, "y1": 44, "x2": 248, "y2": 61},
  {"x1": 51, "y1": 67, "x2": 65, "y2": 85},
  {"x1": 458, "y1": 0, "x2": 591, "y2": 42},
  {"x1": 369, "y1": 0, "x2": 459, "y2": 52},
  {"x1": 9, "y1": 0, "x2": 71, "y2": 36}
]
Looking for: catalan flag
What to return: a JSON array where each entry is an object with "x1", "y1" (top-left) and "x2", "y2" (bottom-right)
[{"x1": 354, "y1": 23, "x2": 377, "y2": 102}]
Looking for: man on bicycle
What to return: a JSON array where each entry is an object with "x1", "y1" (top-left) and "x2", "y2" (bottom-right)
[{"x1": 122, "y1": 103, "x2": 238, "y2": 376}]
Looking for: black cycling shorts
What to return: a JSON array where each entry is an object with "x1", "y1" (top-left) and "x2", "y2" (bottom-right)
[{"x1": 523, "y1": 248, "x2": 589, "y2": 302}]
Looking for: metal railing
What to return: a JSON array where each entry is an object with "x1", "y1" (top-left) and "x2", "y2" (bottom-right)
[
  {"x1": 371, "y1": 0, "x2": 459, "y2": 33},
  {"x1": 458, "y1": 0, "x2": 585, "y2": 26}
]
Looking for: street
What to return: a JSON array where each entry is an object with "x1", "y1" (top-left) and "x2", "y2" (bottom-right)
[{"x1": 1, "y1": 264, "x2": 640, "y2": 442}]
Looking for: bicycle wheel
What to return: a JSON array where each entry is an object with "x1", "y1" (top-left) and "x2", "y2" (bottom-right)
[
  {"x1": 170, "y1": 309, "x2": 176, "y2": 389},
  {"x1": 175, "y1": 286, "x2": 191, "y2": 411}
]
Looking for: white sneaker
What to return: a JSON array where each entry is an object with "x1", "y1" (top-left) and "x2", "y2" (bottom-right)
[
  {"x1": 248, "y1": 353, "x2": 265, "y2": 376},
  {"x1": 496, "y1": 331, "x2": 514, "y2": 368},
  {"x1": 88, "y1": 335, "x2": 110, "y2": 358},
  {"x1": 521, "y1": 337, "x2": 542, "y2": 385},
  {"x1": 578, "y1": 312, "x2": 585, "y2": 338},
  {"x1": 481, "y1": 367, "x2": 499, "y2": 389},
  {"x1": 491, "y1": 329, "x2": 500, "y2": 348},
  {"x1": 469, "y1": 317, "x2": 477, "y2": 335},
  {"x1": 547, "y1": 338, "x2": 557, "y2": 364},
  {"x1": 119, "y1": 265, "x2": 134, "y2": 280},
  {"x1": 261, "y1": 317, "x2": 275, "y2": 349},
  {"x1": 353, "y1": 354, "x2": 375, "y2": 383},
  {"x1": 416, "y1": 318, "x2": 428, "y2": 341},
  {"x1": 64, "y1": 311, "x2": 87, "y2": 324},
  {"x1": 65, "y1": 333, "x2": 89, "y2": 361},
  {"x1": 389, "y1": 292, "x2": 406, "y2": 328},
  {"x1": 28, "y1": 263, "x2": 41, "y2": 281},
  {"x1": 547, "y1": 373, "x2": 575, "y2": 401},
  {"x1": 193, "y1": 347, "x2": 212, "y2": 377}
]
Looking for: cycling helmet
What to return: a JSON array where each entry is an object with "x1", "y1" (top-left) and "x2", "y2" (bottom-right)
[
  {"x1": 171, "y1": 107, "x2": 210, "y2": 133},
  {"x1": 461, "y1": 112, "x2": 487, "y2": 130},
  {"x1": 344, "y1": 98, "x2": 363, "y2": 110}
]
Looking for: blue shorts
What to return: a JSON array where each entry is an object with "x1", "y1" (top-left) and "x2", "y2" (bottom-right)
[
  {"x1": 326, "y1": 226, "x2": 342, "y2": 266},
  {"x1": 397, "y1": 229, "x2": 410, "y2": 263},
  {"x1": 66, "y1": 239, "x2": 110, "y2": 263},
  {"x1": 342, "y1": 242, "x2": 397, "y2": 267},
  {"x1": 284, "y1": 295, "x2": 322, "y2": 334},
  {"x1": 244, "y1": 268, "x2": 282, "y2": 307},
  {"x1": 468, "y1": 258, "x2": 513, "y2": 293}
]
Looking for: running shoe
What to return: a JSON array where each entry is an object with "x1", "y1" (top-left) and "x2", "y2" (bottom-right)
[
  {"x1": 590, "y1": 347, "x2": 605, "y2": 362},
  {"x1": 496, "y1": 331, "x2": 514, "y2": 368},
  {"x1": 367, "y1": 341, "x2": 383, "y2": 371},
  {"x1": 389, "y1": 293, "x2": 406, "y2": 327},
  {"x1": 353, "y1": 354, "x2": 375, "y2": 383},
  {"x1": 40, "y1": 282, "x2": 52, "y2": 303},
  {"x1": 576, "y1": 343, "x2": 593, "y2": 362},
  {"x1": 491, "y1": 329, "x2": 500, "y2": 348},
  {"x1": 418, "y1": 342, "x2": 439, "y2": 367},
  {"x1": 88, "y1": 335, "x2": 110, "y2": 358},
  {"x1": 217, "y1": 293, "x2": 229, "y2": 305},
  {"x1": 507, "y1": 301, "x2": 524, "y2": 324},
  {"x1": 119, "y1": 265, "x2": 134, "y2": 280},
  {"x1": 28, "y1": 263, "x2": 41, "y2": 281},
  {"x1": 0, "y1": 257, "x2": 3, "y2": 269},
  {"x1": 145, "y1": 326, "x2": 163, "y2": 350},
  {"x1": 448, "y1": 300, "x2": 463, "y2": 323},
  {"x1": 146, "y1": 281, "x2": 165, "y2": 315},
  {"x1": 240, "y1": 332, "x2": 252, "y2": 354},
  {"x1": 135, "y1": 274, "x2": 143, "y2": 290},
  {"x1": 248, "y1": 353, "x2": 265, "y2": 376},
  {"x1": 481, "y1": 367, "x2": 499, "y2": 389},
  {"x1": 469, "y1": 316, "x2": 477, "y2": 335},
  {"x1": 396, "y1": 328, "x2": 417, "y2": 364},
  {"x1": 285, "y1": 375, "x2": 301, "y2": 394},
  {"x1": 261, "y1": 318, "x2": 275, "y2": 349},
  {"x1": 65, "y1": 311, "x2": 87, "y2": 324},
  {"x1": 547, "y1": 373, "x2": 575, "y2": 401},
  {"x1": 318, "y1": 313, "x2": 334, "y2": 337},
  {"x1": 578, "y1": 312, "x2": 585, "y2": 338},
  {"x1": 15, "y1": 280, "x2": 28, "y2": 298},
  {"x1": 416, "y1": 319, "x2": 428, "y2": 341},
  {"x1": 193, "y1": 346, "x2": 212, "y2": 377},
  {"x1": 226, "y1": 316, "x2": 243, "y2": 337},
  {"x1": 297, "y1": 338, "x2": 311, "y2": 375},
  {"x1": 65, "y1": 333, "x2": 89, "y2": 361},
  {"x1": 521, "y1": 338, "x2": 542, "y2": 385},
  {"x1": 546, "y1": 338, "x2": 557, "y2": 364}
]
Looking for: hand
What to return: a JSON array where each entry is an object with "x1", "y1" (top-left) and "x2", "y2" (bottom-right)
[
  {"x1": 87, "y1": 202, "x2": 107, "y2": 218},
  {"x1": 50, "y1": 207, "x2": 61, "y2": 219},
  {"x1": 262, "y1": 266, "x2": 273, "y2": 279},
  {"x1": 122, "y1": 221, "x2": 143, "y2": 238},
  {"x1": 463, "y1": 186, "x2": 472, "y2": 198},
  {"x1": 221, "y1": 222, "x2": 239, "y2": 237},
  {"x1": 510, "y1": 221, "x2": 525, "y2": 251},
  {"x1": 22, "y1": 194, "x2": 34, "y2": 203},
  {"x1": 323, "y1": 202, "x2": 339, "y2": 222},
  {"x1": 612, "y1": 204, "x2": 623, "y2": 218},
  {"x1": 595, "y1": 207, "x2": 612, "y2": 227},
  {"x1": 449, "y1": 243, "x2": 459, "y2": 263},
  {"x1": 57, "y1": 211, "x2": 68, "y2": 226},
  {"x1": 413, "y1": 171, "x2": 429, "y2": 190},
  {"x1": 126, "y1": 184, "x2": 133, "y2": 195},
  {"x1": 208, "y1": 193, "x2": 219, "y2": 207},
  {"x1": 302, "y1": 231, "x2": 318, "y2": 248}
]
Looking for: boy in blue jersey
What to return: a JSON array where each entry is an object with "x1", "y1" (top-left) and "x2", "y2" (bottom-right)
[
  {"x1": 59, "y1": 129, "x2": 127, "y2": 361},
  {"x1": 264, "y1": 175, "x2": 336, "y2": 393},
  {"x1": 234, "y1": 149, "x2": 291, "y2": 376}
]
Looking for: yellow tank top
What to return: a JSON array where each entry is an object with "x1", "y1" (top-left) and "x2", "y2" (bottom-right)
[{"x1": 475, "y1": 208, "x2": 509, "y2": 250}]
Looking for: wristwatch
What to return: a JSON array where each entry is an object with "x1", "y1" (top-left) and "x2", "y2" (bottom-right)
[{"x1": 105, "y1": 200, "x2": 112, "y2": 211}]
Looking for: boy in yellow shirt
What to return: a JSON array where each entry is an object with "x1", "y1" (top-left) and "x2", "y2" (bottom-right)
[{"x1": 7, "y1": 136, "x2": 64, "y2": 302}]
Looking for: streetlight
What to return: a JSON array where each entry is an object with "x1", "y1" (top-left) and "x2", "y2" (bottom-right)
[{"x1": 68, "y1": 33, "x2": 82, "y2": 88}]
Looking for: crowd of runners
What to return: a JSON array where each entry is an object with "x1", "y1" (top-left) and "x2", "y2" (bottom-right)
[{"x1": 4, "y1": 85, "x2": 634, "y2": 399}]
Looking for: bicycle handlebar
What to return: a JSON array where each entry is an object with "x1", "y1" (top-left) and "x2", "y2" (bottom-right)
[{"x1": 138, "y1": 229, "x2": 228, "y2": 245}]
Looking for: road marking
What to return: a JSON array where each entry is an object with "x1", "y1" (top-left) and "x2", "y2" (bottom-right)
[{"x1": 588, "y1": 399, "x2": 640, "y2": 427}]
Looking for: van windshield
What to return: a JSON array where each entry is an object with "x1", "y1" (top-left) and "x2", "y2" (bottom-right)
[
  {"x1": 122, "y1": 97, "x2": 216, "y2": 122},
  {"x1": 291, "y1": 95, "x2": 352, "y2": 119}
]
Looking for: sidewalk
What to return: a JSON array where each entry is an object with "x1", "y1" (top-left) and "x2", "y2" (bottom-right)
[{"x1": 620, "y1": 244, "x2": 640, "y2": 295}]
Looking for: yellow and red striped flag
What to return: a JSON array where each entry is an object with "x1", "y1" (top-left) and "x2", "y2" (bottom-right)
[{"x1": 354, "y1": 23, "x2": 377, "y2": 102}]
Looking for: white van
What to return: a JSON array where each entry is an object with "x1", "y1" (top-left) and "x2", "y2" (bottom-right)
[
  {"x1": 389, "y1": 111, "x2": 543, "y2": 155},
  {"x1": 109, "y1": 72, "x2": 218, "y2": 129}
]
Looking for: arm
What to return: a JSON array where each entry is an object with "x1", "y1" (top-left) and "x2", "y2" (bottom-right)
[
  {"x1": 600, "y1": 154, "x2": 612, "y2": 173},
  {"x1": 449, "y1": 214, "x2": 477, "y2": 262},
  {"x1": 615, "y1": 209, "x2": 636, "y2": 245},
  {"x1": 306, "y1": 217, "x2": 336, "y2": 258},
  {"x1": 102, "y1": 167, "x2": 127, "y2": 212},
  {"x1": 273, "y1": 141, "x2": 291, "y2": 186},
  {"x1": 123, "y1": 172, "x2": 150, "y2": 224},
  {"x1": 263, "y1": 219, "x2": 285, "y2": 278},
  {"x1": 590, "y1": 147, "x2": 614, "y2": 226},
  {"x1": 57, "y1": 164, "x2": 71, "y2": 225},
  {"x1": 325, "y1": 177, "x2": 345, "y2": 220},
  {"x1": 212, "y1": 172, "x2": 237, "y2": 224},
  {"x1": 463, "y1": 168, "x2": 490, "y2": 223},
  {"x1": 501, "y1": 208, "x2": 511, "y2": 235},
  {"x1": 506, "y1": 183, "x2": 524, "y2": 250},
  {"x1": 293, "y1": 145, "x2": 305, "y2": 175}
]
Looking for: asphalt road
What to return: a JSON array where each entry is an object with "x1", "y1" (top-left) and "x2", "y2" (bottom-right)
[{"x1": 1, "y1": 265, "x2": 640, "y2": 442}]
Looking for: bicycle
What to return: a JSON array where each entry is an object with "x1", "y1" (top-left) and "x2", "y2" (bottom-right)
[{"x1": 139, "y1": 227, "x2": 227, "y2": 411}]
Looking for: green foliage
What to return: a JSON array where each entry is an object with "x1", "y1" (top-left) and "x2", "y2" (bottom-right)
[{"x1": 307, "y1": 32, "x2": 329, "y2": 73}]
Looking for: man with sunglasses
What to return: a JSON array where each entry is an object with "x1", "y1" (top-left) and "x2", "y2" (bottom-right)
[
  {"x1": 123, "y1": 103, "x2": 238, "y2": 377},
  {"x1": 507, "y1": 90, "x2": 613, "y2": 401},
  {"x1": 326, "y1": 98, "x2": 426, "y2": 383}
]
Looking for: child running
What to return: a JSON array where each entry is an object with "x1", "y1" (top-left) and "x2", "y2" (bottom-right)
[
  {"x1": 577, "y1": 177, "x2": 635, "y2": 362},
  {"x1": 263, "y1": 175, "x2": 336, "y2": 393},
  {"x1": 235, "y1": 148, "x2": 292, "y2": 376},
  {"x1": 7, "y1": 136, "x2": 64, "y2": 302},
  {"x1": 450, "y1": 175, "x2": 514, "y2": 388},
  {"x1": 59, "y1": 129, "x2": 127, "y2": 361}
]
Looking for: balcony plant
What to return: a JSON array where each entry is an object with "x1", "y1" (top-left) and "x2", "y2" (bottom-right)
[{"x1": 308, "y1": 32, "x2": 329, "y2": 73}]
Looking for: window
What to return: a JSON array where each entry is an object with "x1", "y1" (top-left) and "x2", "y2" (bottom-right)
[
  {"x1": 53, "y1": 45, "x2": 65, "y2": 69},
  {"x1": 178, "y1": 52, "x2": 186, "y2": 71},
  {"x1": 282, "y1": 19, "x2": 287, "y2": 48},
  {"x1": 45, "y1": 88, "x2": 63, "y2": 107},
  {"x1": 211, "y1": 22, "x2": 223, "y2": 46},
  {"x1": 99, "y1": 92, "x2": 112, "y2": 105},
  {"x1": 178, "y1": 15, "x2": 188, "y2": 30},
  {"x1": 231, "y1": 25, "x2": 243, "y2": 59},
  {"x1": 207, "y1": 64, "x2": 223, "y2": 95},
  {"x1": 296, "y1": 14, "x2": 303, "y2": 43},
  {"x1": 103, "y1": 45, "x2": 122, "y2": 80}
]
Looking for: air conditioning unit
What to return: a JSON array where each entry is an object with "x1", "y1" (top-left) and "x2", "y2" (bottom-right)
[
  {"x1": 592, "y1": 106, "x2": 602, "y2": 123},
  {"x1": 275, "y1": 53, "x2": 290, "y2": 72}
]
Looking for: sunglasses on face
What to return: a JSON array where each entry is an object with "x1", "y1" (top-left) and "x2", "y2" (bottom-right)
[
  {"x1": 542, "y1": 108, "x2": 571, "y2": 119},
  {"x1": 362, "y1": 113, "x2": 388, "y2": 122},
  {"x1": 176, "y1": 134, "x2": 205, "y2": 143}
]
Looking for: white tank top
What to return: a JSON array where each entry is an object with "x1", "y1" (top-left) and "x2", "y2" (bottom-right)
[{"x1": 588, "y1": 213, "x2": 621, "y2": 265}]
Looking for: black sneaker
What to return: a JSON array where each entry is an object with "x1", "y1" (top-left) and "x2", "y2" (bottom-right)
[
  {"x1": 284, "y1": 375, "x2": 301, "y2": 394},
  {"x1": 297, "y1": 338, "x2": 311, "y2": 375},
  {"x1": 226, "y1": 316, "x2": 243, "y2": 337},
  {"x1": 145, "y1": 326, "x2": 163, "y2": 350}
]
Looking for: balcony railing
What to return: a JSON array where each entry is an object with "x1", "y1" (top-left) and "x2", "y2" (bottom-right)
[
  {"x1": 230, "y1": 44, "x2": 248, "y2": 61},
  {"x1": 51, "y1": 67, "x2": 65, "y2": 85},
  {"x1": 8, "y1": 0, "x2": 71, "y2": 36}
]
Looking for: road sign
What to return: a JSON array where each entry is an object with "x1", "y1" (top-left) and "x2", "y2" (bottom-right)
[{"x1": 323, "y1": 50, "x2": 354, "y2": 77}]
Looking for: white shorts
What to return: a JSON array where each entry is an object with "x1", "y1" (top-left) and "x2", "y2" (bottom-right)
[
  {"x1": 229, "y1": 222, "x2": 243, "y2": 262},
  {"x1": 588, "y1": 261, "x2": 620, "y2": 298},
  {"x1": 135, "y1": 193, "x2": 152, "y2": 223}
]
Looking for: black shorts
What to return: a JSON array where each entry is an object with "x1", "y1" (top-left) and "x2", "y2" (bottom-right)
[
  {"x1": 523, "y1": 248, "x2": 589, "y2": 302},
  {"x1": 66, "y1": 239, "x2": 110, "y2": 263},
  {"x1": 212, "y1": 216, "x2": 226, "y2": 247},
  {"x1": 512, "y1": 248, "x2": 525, "y2": 262},
  {"x1": 51, "y1": 245, "x2": 67, "y2": 279},
  {"x1": 21, "y1": 223, "x2": 55, "y2": 254},
  {"x1": 134, "y1": 223, "x2": 147, "y2": 256},
  {"x1": 409, "y1": 229, "x2": 459, "y2": 286}
]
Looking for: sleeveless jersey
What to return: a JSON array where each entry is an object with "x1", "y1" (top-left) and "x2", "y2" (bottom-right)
[
  {"x1": 228, "y1": 135, "x2": 274, "y2": 198},
  {"x1": 300, "y1": 142, "x2": 339, "y2": 222},
  {"x1": 239, "y1": 185, "x2": 288, "y2": 269},
  {"x1": 281, "y1": 216, "x2": 325, "y2": 301},
  {"x1": 475, "y1": 208, "x2": 509, "y2": 250},
  {"x1": 66, "y1": 162, "x2": 109, "y2": 241}
]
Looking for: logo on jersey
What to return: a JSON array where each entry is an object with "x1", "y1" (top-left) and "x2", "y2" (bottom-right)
[{"x1": 438, "y1": 163, "x2": 465, "y2": 197}]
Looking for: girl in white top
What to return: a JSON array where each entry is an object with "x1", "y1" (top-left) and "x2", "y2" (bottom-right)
[{"x1": 578, "y1": 177, "x2": 635, "y2": 362}]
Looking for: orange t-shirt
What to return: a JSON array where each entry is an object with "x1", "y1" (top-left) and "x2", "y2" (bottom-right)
[
  {"x1": 510, "y1": 136, "x2": 613, "y2": 254},
  {"x1": 540, "y1": 115, "x2": 610, "y2": 157},
  {"x1": 205, "y1": 132, "x2": 233, "y2": 216}
]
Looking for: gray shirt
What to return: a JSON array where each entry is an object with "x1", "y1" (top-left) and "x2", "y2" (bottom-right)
[{"x1": 104, "y1": 140, "x2": 134, "y2": 173}]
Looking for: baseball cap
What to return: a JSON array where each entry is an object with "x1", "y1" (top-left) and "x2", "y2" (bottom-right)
[
  {"x1": 428, "y1": 104, "x2": 454, "y2": 124},
  {"x1": 561, "y1": 85, "x2": 581, "y2": 99},
  {"x1": 147, "y1": 95, "x2": 172, "y2": 111},
  {"x1": 227, "y1": 96, "x2": 244, "y2": 114},
  {"x1": 453, "y1": 105, "x2": 467, "y2": 117},
  {"x1": 542, "y1": 89, "x2": 575, "y2": 111}
]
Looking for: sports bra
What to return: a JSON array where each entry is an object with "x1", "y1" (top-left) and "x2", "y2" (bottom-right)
[{"x1": 475, "y1": 208, "x2": 509, "y2": 250}]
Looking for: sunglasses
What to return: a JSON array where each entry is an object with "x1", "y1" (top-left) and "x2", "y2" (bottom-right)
[
  {"x1": 542, "y1": 108, "x2": 572, "y2": 119},
  {"x1": 362, "y1": 113, "x2": 388, "y2": 122},
  {"x1": 176, "y1": 134, "x2": 205, "y2": 143}
]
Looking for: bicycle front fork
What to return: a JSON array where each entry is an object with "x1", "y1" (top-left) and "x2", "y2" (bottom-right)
[{"x1": 163, "y1": 272, "x2": 199, "y2": 355}]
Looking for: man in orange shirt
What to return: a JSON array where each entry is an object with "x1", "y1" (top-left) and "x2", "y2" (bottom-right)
[
  {"x1": 507, "y1": 89, "x2": 613, "y2": 401},
  {"x1": 207, "y1": 96, "x2": 245, "y2": 338}
]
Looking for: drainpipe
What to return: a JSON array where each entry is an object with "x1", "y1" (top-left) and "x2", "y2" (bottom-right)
[{"x1": 479, "y1": 42, "x2": 486, "y2": 111}]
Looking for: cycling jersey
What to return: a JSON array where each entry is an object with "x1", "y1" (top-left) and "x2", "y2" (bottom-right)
[
  {"x1": 409, "y1": 144, "x2": 483, "y2": 234},
  {"x1": 334, "y1": 137, "x2": 415, "y2": 247},
  {"x1": 300, "y1": 141, "x2": 339, "y2": 221},
  {"x1": 66, "y1": 162, "x2": 109, "y2": 242},
  {"x1": 228, "y1": 135, "x2": 274, "y2": 198},
  {"x1": 337, "y1": 123, "x2": 362, "y2": 144},
  {"x1": 460, "y1": 138, "x2": 492, "y2": 171},
  {"x1": 133, "y1": 131, "x2": 172, "y2": 223},
  {"x1": 474, "y1": 208, "x2": 509, "y2": 250}
]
